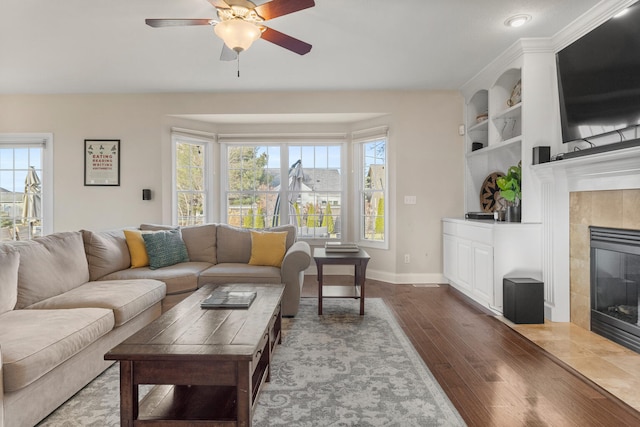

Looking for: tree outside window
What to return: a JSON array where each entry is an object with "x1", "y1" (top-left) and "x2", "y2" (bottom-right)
[
  {"x1": 176, "y1": 141, "x2": 206, "y2": 226},
  {"x1": 226, "y1": 146, "x2": 279, "y2": 228}
]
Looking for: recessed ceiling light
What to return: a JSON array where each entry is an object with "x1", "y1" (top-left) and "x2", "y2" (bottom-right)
[{"x1": 504, "y1": 14, "x2": 531, "y2": 28}]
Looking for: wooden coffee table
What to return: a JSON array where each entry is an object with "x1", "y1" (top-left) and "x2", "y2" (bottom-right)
[{"x1": 105, "y1": 283, "x2": 284, "y2": 427}]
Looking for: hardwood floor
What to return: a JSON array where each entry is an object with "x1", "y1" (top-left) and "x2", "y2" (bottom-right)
[{"x1": 302, "y1": 276, "x2": 640, "y2": 426}]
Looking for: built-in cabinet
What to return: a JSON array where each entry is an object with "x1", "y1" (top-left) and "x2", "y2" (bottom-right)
[
  {"x1": 443, "y1": 219, "x2": 541, "y2": 313},
  {"x1": 444, "y1": 39, "x2": 557, "y2": 313}
]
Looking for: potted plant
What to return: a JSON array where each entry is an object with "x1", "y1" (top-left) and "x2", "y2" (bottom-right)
[{"x1": 496, "y1": 161, "x2": 522, "y2": 222}]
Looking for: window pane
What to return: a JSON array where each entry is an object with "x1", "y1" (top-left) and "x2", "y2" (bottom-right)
[
  {"x1": 226, "y1": 192, "x2": 278, "y2": 229},
  {"x1": 177, "y1": 192, "x2": 204, "y2": 226},
  {"x1": 362, "y1": 191, "x2": 384, "y2": 241},
  {"x1": 1, "y1": 146, "x2": 44, "y2": 242},
  {"x1": 287, "y1": 145, "x2": 341, "y2": 238},
  {"x1": 228, "y1": 146, "x2": 276, "y2": 193},
  {"x1": 176, "y1": 141, "x2": 207, "y2": 226},
  {"x1": 360, "y1": 138, "x2": 386, "y2": 243},
  {"x1": 227, "y1": 145, "x2": 282, "y2": 227}
]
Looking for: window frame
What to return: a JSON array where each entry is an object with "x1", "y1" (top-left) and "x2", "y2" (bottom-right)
[
  {"x1": 353, "y1": 127, "x2": 389, "y2": 250},
  {"x1": 171, "y1": 130, "x2": 215, "y2": 226},
  {"x1": 0, "y1": 133, "x2": 53, "y2": 238},
  {"x1": 219, "y1": 136, "x2": 347, "y2": 241}
]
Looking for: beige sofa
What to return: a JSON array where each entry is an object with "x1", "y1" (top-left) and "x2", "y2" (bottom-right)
[
  {"x1": 82, "y1": 223, "x2": 311, "y2": 315},
  {"x1": 0, "y1": 223, "x2": 311, "y2": 427}
]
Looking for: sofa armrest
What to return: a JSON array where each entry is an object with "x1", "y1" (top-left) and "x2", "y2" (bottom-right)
[{"x1": 280, "y1": 241, "x2": 311, "y2": 317}]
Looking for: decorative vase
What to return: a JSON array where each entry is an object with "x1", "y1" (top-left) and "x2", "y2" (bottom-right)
[{"x1": 506, "y1": 205, "x2": 521, "y2": 223}]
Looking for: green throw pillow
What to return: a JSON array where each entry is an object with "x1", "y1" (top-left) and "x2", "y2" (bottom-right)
[{"x1": 142, "y1": 229, "x2": 189, "y2": 270}]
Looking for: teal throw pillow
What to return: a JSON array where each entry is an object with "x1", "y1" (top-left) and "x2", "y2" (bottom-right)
[{"x1": 142, "y1": 229, "x2": 189, "y2": 270}]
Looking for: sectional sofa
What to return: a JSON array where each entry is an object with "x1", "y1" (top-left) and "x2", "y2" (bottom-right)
[{"x1": 0, "y1": 223, "x2": 310, "y2": 427}]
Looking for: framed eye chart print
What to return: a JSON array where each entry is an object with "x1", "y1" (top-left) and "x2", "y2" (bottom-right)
[{"x1": 84, "y1": 139, "x2": 120, "y2": 186}]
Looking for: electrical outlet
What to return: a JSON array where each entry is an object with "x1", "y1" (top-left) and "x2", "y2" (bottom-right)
[{"x1": 404, "y1": 254, "x2": 410, "y2": 263}]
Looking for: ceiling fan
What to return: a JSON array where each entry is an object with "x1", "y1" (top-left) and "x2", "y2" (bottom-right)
[{"x1": 146, "y1": 0, "x2": 315, "y2": 62}]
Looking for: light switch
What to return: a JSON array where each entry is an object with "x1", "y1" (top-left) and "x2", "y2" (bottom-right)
[{"x1": 404, "y1": 196, "x2": 417, "y2": 205}]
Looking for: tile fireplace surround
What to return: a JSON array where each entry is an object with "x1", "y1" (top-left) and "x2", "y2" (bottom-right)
[
  {"x1": 569, "y1": 189, "x2": 640, "y2": 329},
  {"x1": 534, "y1": 145, "x2": 640, "y2": 324}
]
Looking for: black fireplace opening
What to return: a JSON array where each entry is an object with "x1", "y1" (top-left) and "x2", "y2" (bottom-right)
[{"x1": 590, "y1": 226, "x2": 640, "y2": 354}]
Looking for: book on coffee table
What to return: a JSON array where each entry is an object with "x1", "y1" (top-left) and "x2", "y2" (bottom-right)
[{"x1": 201, "y1": 290, "x2": 257, "y2": 309}]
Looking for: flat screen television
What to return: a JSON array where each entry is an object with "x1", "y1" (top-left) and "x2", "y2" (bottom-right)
[{"x1": 556, "y1": 2, "x2": 640, "y2": 143}]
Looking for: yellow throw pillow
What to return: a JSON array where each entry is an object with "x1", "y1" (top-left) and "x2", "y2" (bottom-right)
[
  {"x1": 248, "y1": 231, "x2": 287, "y2": 267},
  {"x1": 124, "y1": 229, "x2": 150, "y2": 268}
]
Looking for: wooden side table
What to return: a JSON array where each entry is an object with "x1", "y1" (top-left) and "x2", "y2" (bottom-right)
[{"x1": 313, "y1": 248, "x2": 370, "y2": 315}]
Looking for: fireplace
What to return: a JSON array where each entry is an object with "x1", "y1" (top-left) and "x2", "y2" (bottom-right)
[{"x1": 590, "y1": 226, "x2": 640, "y2": 353}]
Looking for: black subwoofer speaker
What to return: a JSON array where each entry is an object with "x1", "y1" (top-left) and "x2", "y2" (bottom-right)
[{"x1": 503, "y1": 277, "x2": 544, "y2": 324}]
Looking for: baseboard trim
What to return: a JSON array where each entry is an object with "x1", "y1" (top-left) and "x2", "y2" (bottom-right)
[{"x1": 304, "y1": 267, "x2": 445, "y2": 285}]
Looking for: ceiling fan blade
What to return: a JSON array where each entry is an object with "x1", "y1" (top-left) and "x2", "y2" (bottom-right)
[
  {"x1": 145, "y1": 19, "x2": 215, "y2": 27},
  {"x1": 255, "y1": 0, "x2": 315, "y2": 20},
  {"x1": 207, "y1": 0, "x2": 229, "y2": 8},
  {"x1": 261, "y1": 27, "x2": 312, "y2": 55},
  {"x1": 220, "y1": 44, "x2": 238, "y2": 61}
]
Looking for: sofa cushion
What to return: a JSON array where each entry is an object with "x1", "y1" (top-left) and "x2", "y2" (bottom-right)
[
  {"x1": 249, "y1": 230, "x2": 287, "y2": 267},
  {"x1": 180, "y1": 224, "x2": 217, "y2": 264},
  {"x1": 216, "y1": 225, "x2": 251, "y2": 263},
  {"x1": 199, "y1": 263, "x2": 282, "y2": 285},
  {"x1": 0, "y1": 308, "x2": 114, "y2": 392},
  {"x1": 13, "y1": 231, "x2": 90, "y2": 309},
  {"x1": 0, "y1": 245, "x2": 19, "y2": 315},
  {"x1": 143, "y1": 229, "x2": 189, "y2": 270},
  {"x1": 101, "y1": 262, "x2": 211, "y2": 295},
  {"x1": 82, "y1": 229, "x2": 131, "y2": 281},
  {"x1": 216, "y1": 224, "x2": 295, "y2": 264},
  {"x1": 27, "y1": 279, "x2": 166, "y2": 327},
  {"x1": 124, "y1": 229, "x2": 150, "y2": 268}
]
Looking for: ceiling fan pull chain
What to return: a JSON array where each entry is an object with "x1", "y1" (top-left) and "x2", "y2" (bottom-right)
[{"x1": 237, "y1": 52, "x2": 240, "y2": 78}]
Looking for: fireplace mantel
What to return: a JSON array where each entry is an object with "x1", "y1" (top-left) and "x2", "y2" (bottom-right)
[
  {"x1": 528, "y1": 144, "x2": 640, "y2": 322},
  {"x1": 533, "y1": 145, "x2": 640, "y2": 191}
]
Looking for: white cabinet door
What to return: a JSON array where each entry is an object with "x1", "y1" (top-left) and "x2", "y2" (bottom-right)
[
  {"x1": 443, "y1": 234, "x2": 457, "y2": 282},
  {"x1": 456, "y1": 239, "x2": 473, "y2": 291},
  {"x1": 472, "y1": 243, "x2": 494, "y2": 305}
]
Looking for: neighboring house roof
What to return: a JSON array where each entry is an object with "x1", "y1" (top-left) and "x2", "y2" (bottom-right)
[
  {"x1": 304, "y1": 169, "x2": 341, "y2": 192},
  {"x1": 266, "y1": 168, "x2": 342, "y2": 192},
  {"x1": 0, "y1": 187, "x2": 22, "y2": 203}
]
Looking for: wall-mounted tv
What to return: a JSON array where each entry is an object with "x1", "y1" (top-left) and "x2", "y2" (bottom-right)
[{"x1": 556, "y1": 2, "x2": 640, "y2": 144}]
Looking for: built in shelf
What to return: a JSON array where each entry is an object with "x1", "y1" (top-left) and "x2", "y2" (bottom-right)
[
  {"x1": 466, "y1": 136, "x2": 521, "y2": 158},
  {"x1": 492, "y1": 103, "x2": 522, "y2": 122},
  {"x1": 468, "y1": 120, "x2": 489, "y2": 132}
]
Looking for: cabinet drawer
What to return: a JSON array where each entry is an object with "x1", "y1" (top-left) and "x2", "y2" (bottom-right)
[{"x1": 457, "y1": 223, "x2": 493, "y2": 245}]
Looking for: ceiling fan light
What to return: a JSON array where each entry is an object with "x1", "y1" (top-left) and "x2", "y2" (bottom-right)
[{"x1": 214, "y1": 19, "x2": 261, "y2": 53}]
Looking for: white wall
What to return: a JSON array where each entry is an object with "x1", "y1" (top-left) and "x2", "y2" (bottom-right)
[{"x1": 0, "y1": 90, "x2": 464, "y2": 282}]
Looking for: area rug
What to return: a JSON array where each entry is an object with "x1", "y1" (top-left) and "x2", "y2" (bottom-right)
[{"x1": 38, "y1": 298, "x2": 465, "y2": 426}]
